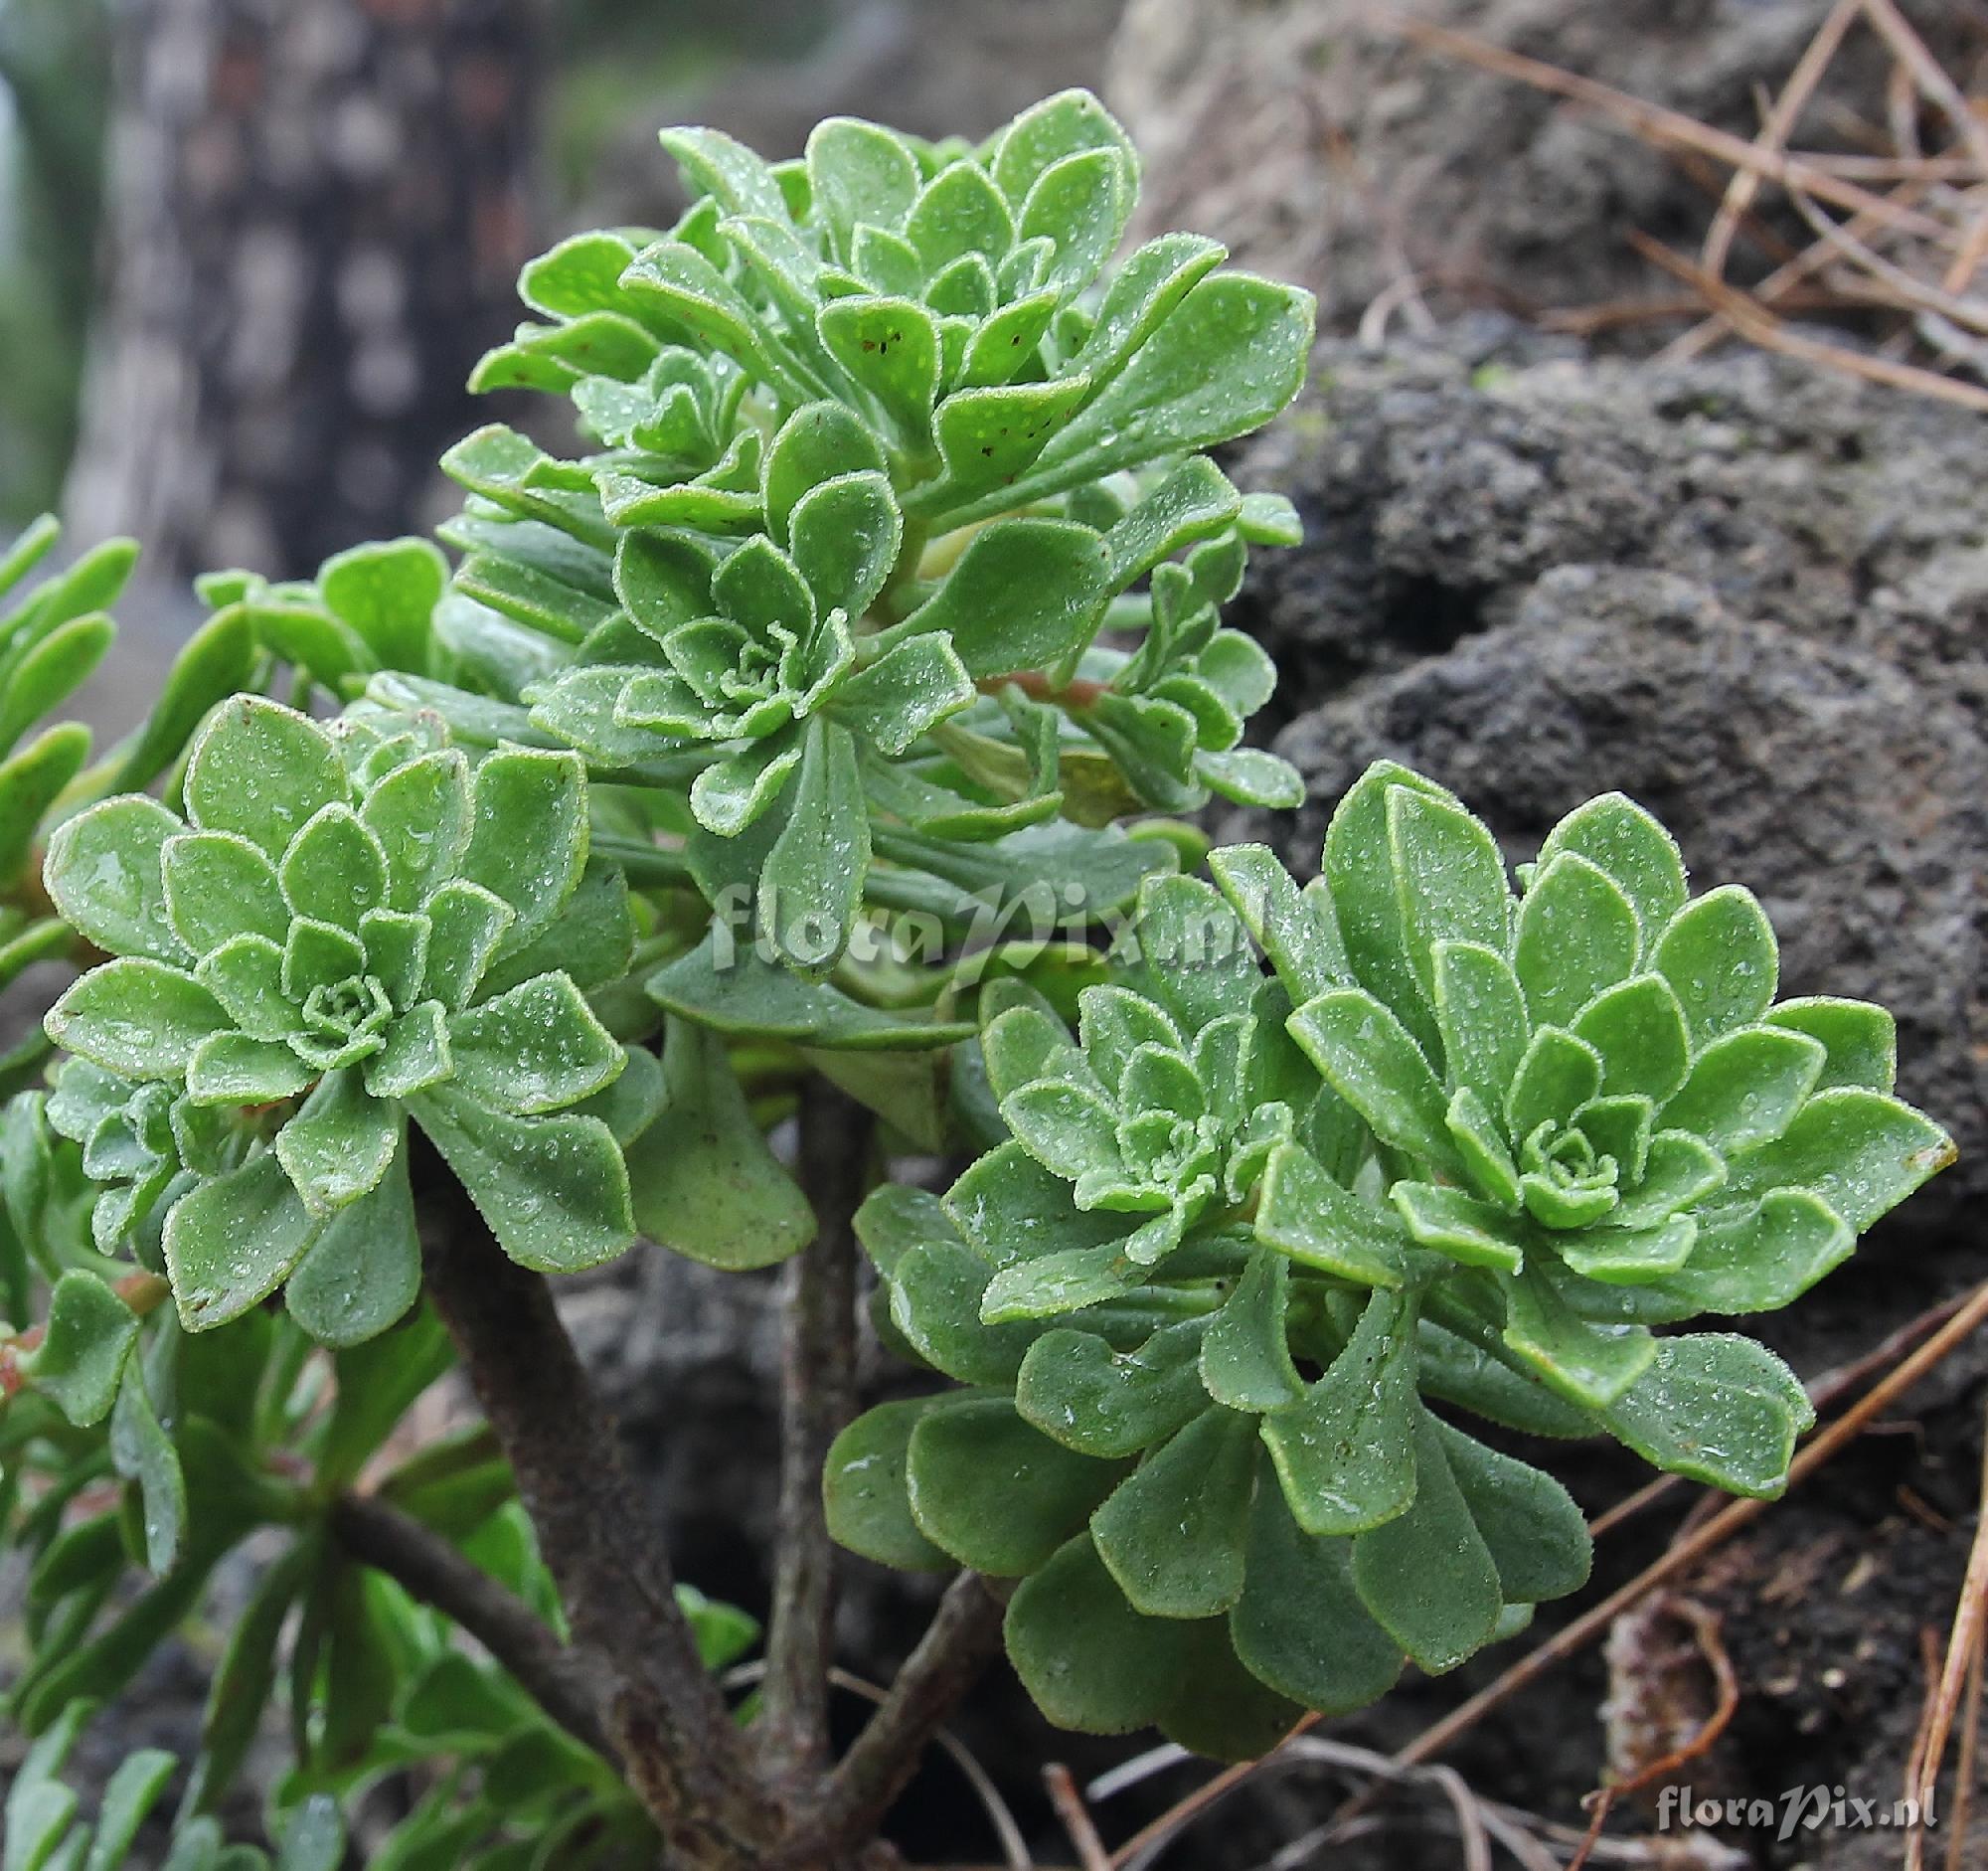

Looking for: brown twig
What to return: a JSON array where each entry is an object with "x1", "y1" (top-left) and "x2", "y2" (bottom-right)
[
  {"x1": 419, "y1": 1164, "x2": 772, "y2": 1864},
  {"x1": 814, "y1": 1571, "x2": 1009, "y2": 1851},
  {"x1": 329, "y1": 1490, "x2": 607, "y2": 1758},
  {"x1": 1631, "y1": 232, "x2": 1988, "y2": 411},
  {"x1": 1048, "y1": 1764, "x2": 1114, "y2": 1871},
  {"x1": 1905, "y1": 1397, "x2": 1988, "y2": 1870},
  {"x1": 1945, "y1": 1611, "x2": 1985, "y2": 1871},
  {"x1": 758, "y1": 1077, "x2": 873, "y2": 1779},
  {"x1": 1702, "y1": 0, "x2": 1863, "y2": 281},
  {"x1": 1106, "y1": 1274, "x2": 1988, "y2": 1869},
  {"x1": 1380, "y1": 13, "x2": 1957, "y2": 242},
  {"x1": 1662, "y1": 175, "x2": 1939, "y2": 361},
  {"x1": 1860, "y1": 0, "x2": 1988, "y2": 188},
  {"x1": 1784, "y1": 183, "x2": 1988, "y2": 333},
  {"x1": 1569, "y1": 1598, "x2": 1739, "y2": 1871}
]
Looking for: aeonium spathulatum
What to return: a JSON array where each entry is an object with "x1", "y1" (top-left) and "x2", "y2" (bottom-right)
[
  {"x1": 41, "y1": 697, "x2": 642, "y2": 1342},
  {"x1": 404, "y1": 90, "x2": 1313, "y2": 978},
  {"x1": 825, "y1": 761, "x2": 1954, "y2": 1758}
]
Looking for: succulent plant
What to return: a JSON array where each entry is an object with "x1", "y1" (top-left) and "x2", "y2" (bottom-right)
[
  {"x1": 2, "y1": 86, "x2": 1963, "y2": 1865},
  {"x1": 828, "y1": 760, "x2": 1954, "y2": 1756},
  {"x1": 41, "y1": 696, "x2": 637, "y2": 1338},
  {"x1": 378, "y1": 90, "x2": 1313, "y2": 977}
]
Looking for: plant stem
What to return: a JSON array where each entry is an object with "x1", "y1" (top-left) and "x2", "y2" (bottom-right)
[
  {"x1": 812, "y1": 1571, "x2": 1008, "y2": 1850},
  {"x1": 329, "y1": 1491, "x2": 607, "y2": 1759},
  {"x1": 418, "y1": 1167, "x2": 775, "y2": 1865},
  {"x1": 757, "y1": 1076, "x2": 873, "y2": 1781}
]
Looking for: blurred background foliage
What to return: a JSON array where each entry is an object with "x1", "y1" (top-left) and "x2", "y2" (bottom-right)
[
  {"x1": 0, "y1": 0, "x2": 936, "y2": 534},
  {"x1": 0, "y1": 0, "x2": 1117, "y2": 572},
  {"x1": 0, "y1": 0, "x2": 112, "y2": 523}
]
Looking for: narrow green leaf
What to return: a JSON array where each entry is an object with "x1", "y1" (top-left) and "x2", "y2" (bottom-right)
[
  {"x1": 1260, "y1": 1287, "x2": 1417, "y2": 1536},
  {"x1": 1651, "y1": 885, "x2": 1778, "y2": 1044},
  {"x1": 462, "y1": 748, "x2": 587, "y2": 949},
  {"x1": 110, "y1": 1363, "x2": 186, "y2": 1575},
  {"x1": 1022, "y1": 273, "x2": 1313, "y2": 500},
  {"x1": 907, "y1": 1395, "x2": 1125, "y2": 1575},
  {"x1": 412, "y1": 1085, "x2": 632, "y2": 1274},
  {"x1": 1391, "y1": 1181, "x2": 1524, "y2": 1274},
  {"x1": 1349, "y1": 1411, "x2": 1502, "y2": 1674},
  {"x1": 1386, "y1": 786, "x2": 1511, "y2": 1000},
  {"x1": 1252, "y1": 1140, "x2": 1407, "y2": 1289},
  {"x1": 759, "y1": 718, "x2": 868, "y2": 974},
  {"x1": 625, "y1": 1015, "x2": 813, "y2": 1271},
  {"x1": 1091, "y1": 1406, "x2": 1257, "y2": 1617}
]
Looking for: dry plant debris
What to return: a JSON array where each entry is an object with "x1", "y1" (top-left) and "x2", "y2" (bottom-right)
[{"x1": 1379, "y1": 3, "x2": 1988, "y2": 411}]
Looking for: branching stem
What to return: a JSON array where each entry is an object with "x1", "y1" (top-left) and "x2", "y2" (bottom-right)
[
  {"x1": 417, "y1": 1161, "x2": 774, "y2": 1865},
  {"x1": 758, "y1": 1076, "x2": 874, "y2": 1781},
  {"x1": 329, "y1": 1491, "x2": 607, "y2": 1759},
  {"x1": 812, "y1": 1571, "x2": 1009, "y2": 1852}
]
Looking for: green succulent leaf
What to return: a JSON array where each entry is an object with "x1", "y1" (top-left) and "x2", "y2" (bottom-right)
[
  {"x1": 1349, "y1": 1410, "x2": 1503, "y2": 1674},
  {"x1": 1261, "y1": 1286, "x2": 1418, "y2": 1537},
  {"x1": 1604, "y1": 1333, "x2": 1814, "y2": 1497},
  {"x1": 26, "y1": 1270, "x2": 140, "y2": 1425},
  {"x1": 625, "y1": 1016, "x2": 813, "y2": 1271},
  {"x1": 411, "y1": 1085, "x2": 633, "y2": 1274},
  {"x1": 907, "y1": 1394, "x2": 1125, "y2": 1576},
  {"x1": 824, "y1": 1399, "x2": 952, "y2": 1571},
  {"x1": 45, "y1": 795, "x2": 189, "y2": 965},
  {"x1": 1091, "y1": 1405, "x2": 1257, "y2": 1617}
]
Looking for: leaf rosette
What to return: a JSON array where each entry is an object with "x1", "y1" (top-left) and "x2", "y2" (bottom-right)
[
  {"x1": 41, "y1": 697, "x2": 639, "y2": 1339},
  {"x1": 380, "y1": 91, "x2": 1313, "y2": 980},
  {"x1": 828, "y1": 762, "x2": 1955, "y2": 1754}
]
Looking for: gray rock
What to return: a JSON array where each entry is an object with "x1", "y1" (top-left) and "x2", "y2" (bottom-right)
[
  {"x1": 1232, "y1": 337, "x2": 1988, "y2": 723},
  {"x1": 1266, "y1": 566, "x2": 1987, "y2": 1229}
]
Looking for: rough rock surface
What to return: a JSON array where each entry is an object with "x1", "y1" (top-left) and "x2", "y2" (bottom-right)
[
  {"x1": 1106, "y1": 0, "x2": 1975, "y2": 337},
  {"x1": 1233, "y1": 335, "x2": 1988, "y2": 1229},
  {"x1": 1235, "y1": 326, "x2": 1988, "y2": 719}
]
